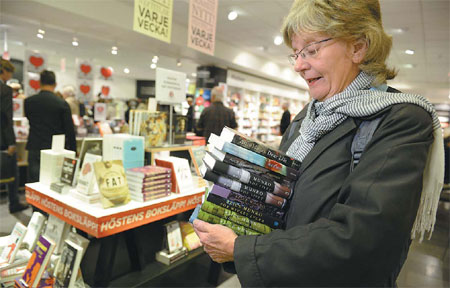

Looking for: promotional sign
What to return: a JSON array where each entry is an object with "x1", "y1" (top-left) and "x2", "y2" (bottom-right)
[
  {"x1": 24, "y1": 72, "x2": 40, "y2": 96},
  {"x1": 155, "y1": 67, "x2": 186, "y2": 104},
  {"x1": 98, "y1": 83, "x2": 112, "y2": 99},
  {"x1": 187, "y1": 0, "x2": 218, "y2": 55},
  {"x1": 13, "y1": 98, "x2": 24, "y2": 118},
  {"x1": 76, "y1": 80, "x2": 94, "y2": 101},
  {"x1": 99, "y1": 66, "x2": 113, "y2": 81},
  {"x1": 94, "y1": 103, "x2": 107, "y2": 122},
  {"x1": 25, "y1": 50, "x2": 47, "y2": 73},
  {"x1": 76, "y1": 59, "x2": 94, "y2": 80},
  {"x1": 133, "y1": 0, "x2": 173, "y2": 43}
]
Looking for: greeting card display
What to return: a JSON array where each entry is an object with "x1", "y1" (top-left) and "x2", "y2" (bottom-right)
[{"x1": 25, "y1": 50, "x2": 47, "y2": 73}]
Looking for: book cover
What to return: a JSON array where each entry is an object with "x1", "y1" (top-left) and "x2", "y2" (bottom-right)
[
  {"x1": 0, "y1": 249, "x2": 30, "y2": 273},
  {"x1": 16, "y1": 235, "x2": 55, "y2": 288},
  {"x1": 93, "y1": 160, "x2": 131, "y2": 209},
  {"x1": 155, "y1": 157, "x2": 193, "y2": 194},
  {"x1": 126, "y1": 165, "x2": 171, "y2": 179},
  {"x1": 54, "y1": 240, "x2": 83, "y2": 288},
  {"x1": 207, "y1": 187, "x2": 284, "y2": 229},
  {"x1": 65, "y1": 232, "x2": 90, "y2": 259},
  {"x1": 78, "y1": 138, "x2": 102, "y2": 168},
  {"x1": 209, "y1": 146, "x2": 292, "y2": 187},
  {"x1": 43, "y1": 215, "x2": 71, "y2": 255},
  {"x1": 201, "y1": 166, "x2": 287, "y2": 209},
  {"x1": 0, "y1": 266, "x2": 26, "y2": 284},
  {"x1": 22, "y1": 212, "x2": 46, "y2": 252},
  {"x1": 201, "y1": 201, "x2": 272, "y2": 234},
  {"x1": 0, "y1": 223, "x2": 27, "y2": 264},
  {"x1": 203, "y1": 152, "x2": 292, "y2": 199},
  {"x1": 221, "y1": 127, "x2": 301, "y2": 170},
  {"x1": 76, "y1": 153, "x2": 102, "y2": 196},
  {"x1": 60, "y1": 157, "x2": 78, "y2": 186},
  {"x1": 197, "y1": 209, "x2": 261, "y2": 236},
  {"x1": 179, "y1": 222, "x2": 201, "y2": 251},
  {"x1": 209, "y1": 134, "x2": 299, "y2": 180},
  {"x1": 164, "y1": 221, "x2": 183, "y2": 254}
]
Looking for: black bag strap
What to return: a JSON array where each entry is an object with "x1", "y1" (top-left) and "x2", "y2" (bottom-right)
[{"x1": 350, "y1": 116, "x2": 384, "y2": 172}]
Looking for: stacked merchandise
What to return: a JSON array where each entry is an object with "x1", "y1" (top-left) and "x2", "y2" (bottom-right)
[
  {"x1": 190, "y1": 127, "x2": 300, "y2": 235},
  {"x1": 126, "y1": 166, "x2": 172, "y2": 202}
]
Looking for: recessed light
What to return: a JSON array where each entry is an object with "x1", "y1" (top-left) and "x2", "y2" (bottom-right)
[
  {"x1": 403, "y1": 64, "x2": 415, "y2": 69},
  {"x1": 124, "y1": 68, "x2": 130, "y2": 74},
  {"x1": 38, "y1": 29, "x2": 45, "y2": 35},
  {"x1": 37, "y1": 33, "x2": 44, "y2": 39},
  {"x1": 405, "y1": 49, "x2": 414, "y2": 55},
  {"x1": 388, "y1": 28, "x2": 406, "y2": 34},
  {"x1": 191, "y1": 72, "x2": 197, "y2": 77},
  {"x1": 150, "y1": 63, "x2": 157, "y2": 69},
  {"x1": 111, "y1": 50, "x2": 118, "y2": 55},
  {"x1": 228, "y1": 11, "x2": 238, "y2": 21},
  {"x1": 72, "y1": 38, "x2": 79, "y2": 46},
  {"x1": 152, "y1": 56, "x2": 159, "y2": 63},
  {"x1": 274, "y1": 36, "x2": 283, "y2": 46},
  {"x1": 111, "y1": 46, "x2": 118, "y2": 55}
]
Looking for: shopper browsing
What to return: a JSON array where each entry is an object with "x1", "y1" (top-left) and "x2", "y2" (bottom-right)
[
  {"x1": 195, "y1": 86, "x2": 237, "y2": 141},
  {"x1": 193, "y1": 0, "x2": 444, "y2": 286},
  {"x1": 279, "y1": 102, "x2": 291, "y2": 135},
  {"x1": 25, "y1": 70, "x2": 76, "y2": 183}
]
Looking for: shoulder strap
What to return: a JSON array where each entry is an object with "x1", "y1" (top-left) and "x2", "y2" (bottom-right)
[{"x1": 350, "y1": 116, "x2": 384, "y2": 172}]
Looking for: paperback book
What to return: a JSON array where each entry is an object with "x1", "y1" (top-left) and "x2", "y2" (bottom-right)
[
  {"x1": 43, "y1": 215, "x2": 71, "y2": 255},
  {"x1": 76, "y1": 153, "x2": 102, "y2": 196},
  {"x1": 155, "y1": 157, "x2": 193, "y2": 194},
  {"x1": 93, "y1": 160, "x2": 130, "y2": 208},
  {"x1": 126, "y1": 165, "x2": 171, "y2": 179},
  {"x1": 22, "y1": 212, "x2": 46, "y2": 252},
  {"x1": 0, "y1": 223, "x2": 27, "y2": 264},
  {"x1": 54, "y1": 240, "x2": 83, "y2": 288},
  {"x1": 60, "y1": 157, "x2": 78, "y2": 186}
]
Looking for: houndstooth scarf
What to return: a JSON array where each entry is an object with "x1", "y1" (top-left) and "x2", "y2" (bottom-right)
[{"x1": 287, "y1": 71, "x2": 444, "y2": 241}]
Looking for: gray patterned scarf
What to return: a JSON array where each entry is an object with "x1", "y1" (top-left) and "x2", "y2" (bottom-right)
[{"x1": 286, "y1": 71, "x2": 443, "y2": 241}]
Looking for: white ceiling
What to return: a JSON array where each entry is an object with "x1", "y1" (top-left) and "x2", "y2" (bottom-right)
[{"x1": 0, "y1": 0, "x2": 448, "y2": 103}]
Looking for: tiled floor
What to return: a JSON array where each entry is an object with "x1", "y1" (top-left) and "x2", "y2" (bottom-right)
[{"x1": 1, "y1": 191, "x2": 448, "y2": 287}]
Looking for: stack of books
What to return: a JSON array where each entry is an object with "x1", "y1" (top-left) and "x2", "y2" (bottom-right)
[
  {"x1": 190, "y1": 127, "x2": 300, "y2": 235},
  {"x1": 126, "y1": 166, "x2": 172, "y2": 202}
]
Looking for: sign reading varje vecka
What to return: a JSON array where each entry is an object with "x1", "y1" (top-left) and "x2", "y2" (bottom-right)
[
  {"x1": 155, "y1": 68, "x2": 186, "y2": 104},
  {"x1": 133, "y1": 0, "x2": 173, "y2": 43},
  {"x1": 187, "y1": 0, "x2": 218, "y2": 55}
]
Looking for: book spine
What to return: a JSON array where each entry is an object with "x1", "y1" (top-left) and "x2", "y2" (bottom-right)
[
  {"x1": 229, "y1": 133, "x2": 301, "y2": 170},
  {"x1": 201, "y1": 201, "x2": 272, "y2": 234},
  {"x1": 197, "y1": 209, "x2": 261, "y2": 236},
  {"x1": 222, "y1": 152, "x2": 292, "y2": 187},
  {"x1": 203, "y1": 169, "x2": 286, "y2": 209},
  {"x1": 212, "y1": 158, "x2": 292, "y2": 199},
  {"x1": 207, "y1": 193, "x2": 284, "y2": 229},
  {"x1": 221, "y1": 141, "x2": 298, "y2": 180}
]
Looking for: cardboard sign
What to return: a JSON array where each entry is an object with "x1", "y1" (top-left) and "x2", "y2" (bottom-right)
[
  {"x1": 99, "y1": 66, "x2": 113, "y2": 81},
  {"x1": 25, "y1": 50, "x2": 47, "y2": 73},
  {"x1": 76, "y1": 80, "x2": 94, "y2": 101},
  {"x1": 133, "y1": 0, "x2": 173, "y2": 43},
  {"x1": 76, "y1": 59, "x2": 94, "y2": 80},
  {"x1": 155, "y1": 67, "x2": 186, "y2": 104},
  {"x1": 187, "y1": 0, "x2": 218, "y2": 55},
  {"x1": 13, "y1": 98, "x2": 24, "y2": 118},
  {"x1": 24, "y1": 72, "x2": 40, "y2": 97},
  {"x1": 94, "y1": 103, "x2": 107, "y2": 122}
]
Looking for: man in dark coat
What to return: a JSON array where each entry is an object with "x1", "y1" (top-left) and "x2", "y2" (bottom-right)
[
  {"x1": 280, "y1": 102, "x2": 291, "y2": 135},
  {"x1": 196, "y1": 86, "x2": 237, "y2": 141},
  {"x1": 25, "y1": 70, "x2": 76, "y2": 183},
  {"x1": 0, "y1": 59, "x2": 28, "y2": 213},
  {"x1": 186, "y1": 97, "x2": 194, "y2": 132}
]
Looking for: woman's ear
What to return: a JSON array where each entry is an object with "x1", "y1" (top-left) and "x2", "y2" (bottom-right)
[{"x1": 351, "y1": 38, "x2": 368, "y2": 64}]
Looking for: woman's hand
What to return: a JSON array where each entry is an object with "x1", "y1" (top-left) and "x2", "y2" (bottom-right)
[{"x1": 193, "y1": 219, "x2": 238, "y2": 263}]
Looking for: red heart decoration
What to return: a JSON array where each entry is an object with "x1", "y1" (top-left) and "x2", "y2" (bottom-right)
[
  {"x1": 97, "y1": 106, "x2": 104, "y2": 113},
  {"x1": 29, "y1": 79, "x2": 40, "y2": 90},
  {"x1": 80, "y1": 64, "x2": 91, "y2": 75},
  {"x1": 80, "y1": 85, "x2": 90, "y2": 94},
  {"x1": 13, "y1": 103, "x2": 20, "y2": 111},
  {"x1": 100, "y1": 67, "x2": 112, "y2": 79},
  {"x1": 29, "y1": 56, "x2": 44, "y2": 68},
  {"x1": 101, "y1": 86, "x2": 110, "y2": 96}
]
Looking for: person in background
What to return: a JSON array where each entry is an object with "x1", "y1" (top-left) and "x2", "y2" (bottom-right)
[
  {"x1": 9, "y1": 82, "x2": 26, "y2": 99},
  {"x1": 279, "y1": 102, "x2": 291, "y2": 135},
  {"x1": 186, "y1": 96, "x2": 194, "y2": 132},
  {"x1": 62, "y1": 85, "x2": 80, "y2": 116},
  {"x1": 196, "y1": 86, "x2": 237, "y2": 141},
  {"x1": 25, "y1": 70, "x2": 76, "y2": 183},
  {"x1": 125, "y1": 99, "x2": 138, "y2": 123},
  {"x1": 193, "y1": 0, "x2": 443, "y2": 286},
  {"x1": 0, "y1": 59, "x2": 28, "y2": 213}
]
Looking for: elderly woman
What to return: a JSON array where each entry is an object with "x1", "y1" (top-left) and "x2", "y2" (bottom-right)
[{"x1": 193, "y1": 0, "x2": 443, "y2": 286}]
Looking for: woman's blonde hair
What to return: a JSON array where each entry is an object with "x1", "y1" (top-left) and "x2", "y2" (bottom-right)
[{"x1": 281, "y1": 0, "x2": 397, "y2": 85}]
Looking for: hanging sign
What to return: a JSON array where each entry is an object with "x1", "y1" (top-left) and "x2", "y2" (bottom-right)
[
  {"x1": 155, "y1": 67, "x2": 186, "y2": 104},
  {"x1": 99, "y1": 66, "x2": 113, "y2": 81},
  {"x1": 94, "y1": 103, "x2": 107, "y2": 122},
  {"x1": 76, "y1": 59, "x2": 94, "y2": 80},
  {"x1": 25, "y1": 50, "x2": 47, "y2": 73},
  {"x1": 76, "y1": 80, "x2": 94, "y2": 101},
  {"x1": 187, "y1": 0, "x2": 218, "y2": 55},
  {"x1": 133, "y1": 0, "x2": 173, "y2": 43},
  {"x1": 24, "y1": 72, "x2": 40, "y2": 96}
]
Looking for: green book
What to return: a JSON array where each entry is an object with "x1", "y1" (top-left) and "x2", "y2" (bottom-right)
[
  {"x1": 197, "y1": 210, "x2": 261, "y2": 236},
  {"x1": 201, "y1": 201, "x2": 272, "y2": 234}
]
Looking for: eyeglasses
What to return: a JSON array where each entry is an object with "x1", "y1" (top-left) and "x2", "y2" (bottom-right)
[{"x1": 288, "y1": 38, "x2": 333, "y2": 65}]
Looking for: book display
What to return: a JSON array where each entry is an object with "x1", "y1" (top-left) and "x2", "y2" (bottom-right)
[
  {"x1": 22, "y1": 212, "x2": 46, "y2": 252},
  {"x1": 93, "y1": 160, "x2": 131, "y2": 209},
  {"x1": 191, "y1": 127, "x2": 301, "y2": 235},
  {"x1": 126, "y1": 166, "x2": 172, "y2": 202},
  {"x1": 53, "y1": 240, "x2": 83, "y2": 288}
]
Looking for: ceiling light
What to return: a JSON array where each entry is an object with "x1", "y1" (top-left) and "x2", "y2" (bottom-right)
[
  {"x1": 176, "y1": 59, "x2": 182, "y2": 67},
  {"x1": 111, "y1": 46, "x2": 118, "y2": 55},
  {"x1": 152, "y1": 56, "x2": 159, "y2": 63},
  {"x1": 37, "y1": 33, "x2": 44, "y2": 39},
  {"x1": 274, "y1": 36, "x2": 283, "y2": 46},
  {"x1": 38, "y1": 29, "x2": 45, "y2": 35},
  {"x1": 388, "y1": 28, "x2": 405, "y2": 34},
  {"x1": 124, "y1": 68, "x2": 130, "y2": 74},
  {"x1": 228, "y1": 11, "x2": 238, "y2": 21},
  {"x1": 405, "y1": 49, "x2": 414, "y2": 55},
  {"x1": 403, "y1": 64, "x2": 415, "y2": 69},
  {"x1": 191, "y1": 72, "x2": 197, "y2": 77},
  {"x1": 185, "y1": 78, "x2": 190, "y2": 83},
  {"x1": 150, "y1": 63, "x2": 157, "y2": 69},
  {"x1": 72, "y1": 37, "x2": 79, "y2": 46}
]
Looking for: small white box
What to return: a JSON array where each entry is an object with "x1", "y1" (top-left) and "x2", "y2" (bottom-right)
[{"x1": 39, "y1": 149, "x2": 76, "y2": 185}]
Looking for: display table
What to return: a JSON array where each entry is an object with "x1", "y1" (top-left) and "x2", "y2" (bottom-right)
[{"x1": 25, "y1": 182, "x2": 204, "y2": 238}]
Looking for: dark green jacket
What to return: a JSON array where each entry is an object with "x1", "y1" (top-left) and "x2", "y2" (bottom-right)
[{"x1": 233, "y1": 103, "x2": 433, "y2": 287}]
